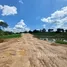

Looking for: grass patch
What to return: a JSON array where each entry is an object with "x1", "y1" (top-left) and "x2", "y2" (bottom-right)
[
  {"x1": 0, "y1": 34, "x2": 21, "y2": 39},
  {"x1": 55, "y1": 40, "x2": 67, "y2": 44}
]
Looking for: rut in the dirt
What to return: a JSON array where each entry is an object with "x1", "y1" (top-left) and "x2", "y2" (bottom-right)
[{"x1": 0, "y1": 34, "x2": 67, "y2": 67}]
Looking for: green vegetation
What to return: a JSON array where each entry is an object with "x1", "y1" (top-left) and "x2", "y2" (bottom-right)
[
  {"x1": 31, "y1": 32, "x2": 67, "y2": 44},
  {"x1": 0, "y1": 21, "x2": 67, "y2": 45},
  {"x1": 0, "y1": 21, "x2": 21, "y2": 40},
  {"x1": 0, "y1": 21, "x2": 8, "y2": 29},
  {"x1": 0, "y1": 34, "x2": 21, "y2": 39},
  {"x1": 32, "y1": 32, "x2": 67, "y2": 39},
  {"x1": 56, "y1": 40, "x2": 67, "y2": 44}
]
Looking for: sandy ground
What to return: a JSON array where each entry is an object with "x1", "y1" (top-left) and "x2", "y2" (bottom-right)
[{"x1": 0, "y1": 34, "x2": 67, "y2": 67}]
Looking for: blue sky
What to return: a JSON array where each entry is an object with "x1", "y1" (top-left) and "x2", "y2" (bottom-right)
[{"x1": 0, "y1": 0, "x2": 67, "y2": 32}]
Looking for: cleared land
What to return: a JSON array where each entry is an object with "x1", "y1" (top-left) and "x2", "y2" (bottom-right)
[{"x1": 0, "y1": 34, "x2": 67, "y2": 67}]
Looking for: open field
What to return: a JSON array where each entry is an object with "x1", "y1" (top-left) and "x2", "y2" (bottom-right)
[{"x1": 0, "y1": 34, "x2": 67, "y2": 67}]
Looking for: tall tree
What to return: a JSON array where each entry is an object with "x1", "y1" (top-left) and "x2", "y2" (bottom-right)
[{"x1": 0, "y1": 21, "x2": 8, "y2": 29}]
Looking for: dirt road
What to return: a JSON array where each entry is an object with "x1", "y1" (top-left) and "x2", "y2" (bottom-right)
[{"x1": 0, "y1": 34, "x2": 67, "y2": 67}]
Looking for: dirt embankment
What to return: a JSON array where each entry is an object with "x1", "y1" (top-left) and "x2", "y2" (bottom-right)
[{"x1": 0, "y1": 34, "x2": 67, "y2": 67}]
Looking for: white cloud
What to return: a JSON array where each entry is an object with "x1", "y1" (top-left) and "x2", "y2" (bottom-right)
[
  {"x1": 4, "y1": 27, "x2": 13, "y2": 32},
  {"x1": 0, "y1": 5, "x2": 17, "y2": 16},
  {"x1": 41, "y1": 6, "x2": 67, "y2": 29},
  {"x1": 19, "y1": 0, "x2": 24, "y2": 4},
  {"x1": 13, "y1": 19, "x2": 30, "y2": 33},
  {"x1": 0, "y1": 20, "x2": 4, "y2": 22},
  {"x1": 14, "y1": 20, "x2": 26, "y2": 29},
  {"x1": 4, "y1": 19, "x2": 30, "y2": 33},
  {"x1": 0, "y1": 5, "x2": 3, "y2": 9}
]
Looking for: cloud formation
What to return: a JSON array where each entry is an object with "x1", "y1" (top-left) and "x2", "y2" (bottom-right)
[
  {"x1": 14, "y1": 20, "x2": 26, "y2": 29},
  {"x1": 19, "y1": 0, "x2": 24, "y2": 4},
  {"x1": 0, "y1": 5, "x2": 17, "y2": 16},
  {"x1": 41, "y1": 6, "x2": 67, "y2": 29},
  {"x1": 4, "y1": 20, "x2": 30, "y2": 33},
  {"x1": 0, "y1": 20, "x2": 4, "y2": 22},
  {"x1": 4, "y1": 27, "x2": 13, "y2": 32},
  {"x1": 13, "y1": 20, "x2": 30, "y2": 33}
]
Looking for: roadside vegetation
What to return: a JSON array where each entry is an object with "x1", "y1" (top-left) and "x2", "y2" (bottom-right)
[
  {"x1": 28, "y1": 28, "x2": 67, "y2": 44},
  {"x1": 0, "y1": 21, "x2": 67, "y2": 44},
  {"x1": 28, "y1": 28, "x2": 67, "y2": 39},
  {"x1": 0, "y1": 21, "x2": 21, "y2": 43},
  {"x1": 56, "y1": 40, "x2": 67, "y2": 44},
  {"x1": 0, "y1": 33, "x2": 21, "y2": 39}
]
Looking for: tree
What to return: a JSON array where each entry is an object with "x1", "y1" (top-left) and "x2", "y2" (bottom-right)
[
  {"x1": 62, "y1": 29, "x2": 64, "y2": 32},
  {"x1": 56, "y1": 28, "x2": 64, "y2": 33},
  {"x1": 0, "y1": 21, "x2": 8, "y2": 36},
  {"x1": 29, "y1": 30, "x2": 33, "y2": 33},
  {"x1": 33, "y1": 29, "x2": 40, "y2": 33},
  {"x1": 0, "y1": 22, "x2": 3, "y2": 29},
  {"x1": 0, "y1": 21, "x2": 8, "y2": 29},
  {"x1": 42, "y1": 28, "x2": 46, "y2": 32},
  {"x1": 2, "y1": 22, "x2": 8, "y2": 28},
  {"x1": 48, "y1": 29, "x2": 53, "y2": 32},
  {"x1": 65, "y1": 29, "x2": 67, "y2": 32}
]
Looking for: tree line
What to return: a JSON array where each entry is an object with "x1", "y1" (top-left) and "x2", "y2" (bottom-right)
[
  {"x1": 28, "y1": 28, "x2": 67, "y2": 33},
  {"x1": 0, "y1": 21, "x2": 67, "y2": 34}
]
